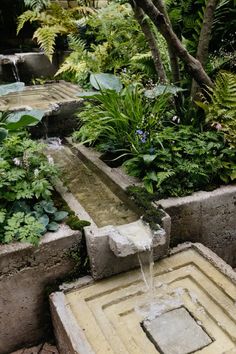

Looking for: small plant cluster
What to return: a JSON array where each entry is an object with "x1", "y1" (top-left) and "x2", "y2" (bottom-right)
[
  {"x1": 73, "y1": 72, "x2": 236, "y2": 197},
  {"x1": 0, "y1": 135, "x2": 68, "y2": 245}
]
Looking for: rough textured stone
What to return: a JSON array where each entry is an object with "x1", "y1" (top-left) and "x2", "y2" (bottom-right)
[
  {"x1": 0, "y1": 226, "x2": 81, "y2": 354},
  {"x1": 0, "y1": 81, "x2": 84, "y2": 138},
  {"x1": 142, "y1": 307, "x2": 212, "y2": 354},
  {"x1": 50, "y1": 243, "x2": 236, "y2": 354},
  {"x1": 85, "y1": 213, "x2": 170, "y2": 279},
  {"x1": 158, "y1": 185, "x2": 236, "y2": 267}
]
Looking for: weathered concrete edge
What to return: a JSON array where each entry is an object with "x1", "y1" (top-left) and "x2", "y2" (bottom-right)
[
  {"x1": 158, "y1": 185, "x2": 236, "y2": 208},
  {"x1": 170, "y1": 242, "x2": 236, "y2": 284},
  {"x1": 50, "y1": 292, "x2": 95, "y2": 354},
  {"x1": 0, "y1": 224, "x2": 81, "y2": 276}
]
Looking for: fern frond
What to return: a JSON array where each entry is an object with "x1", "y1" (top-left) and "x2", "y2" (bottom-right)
[
  {"x1": 17, "y1": 10, "x2": 38, "y2": 34},
  {"x1": 24, "y1": 0, "x2": 50, "y2": 11},
  {"x1": 198, "y1": 71, "x2": 236, "y2": 147},
  {"x1": 156, "y1": 171, "x2": 175, "y2": 188},
  {"x1": 33, "y1": 26, "x2": 61, "y2": 61}
]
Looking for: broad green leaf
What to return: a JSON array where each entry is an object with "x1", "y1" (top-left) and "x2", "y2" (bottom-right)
[
  {"x1": 47, "y1": 221, "x2": 59, "y2": 231},
  {"x1": 90, "y1": 73, "x2": 123, "y2": 92},
  {"x1": 0, "y1": 82, "x2": 25, "y2": 96},
  {"x1": 38, "y1": 214, "x2": 50, "y2": 227},
  {"x1": 54, "y1": 211, "x2": 68, "y2": 221},
  {"x1": 0, "y1": 127, "x2": 8, "y2": 143},
  {"x1": 144, "y1": 179, "x2": 154, "y2": 194},
  {"x1": 142, "y1": 154, "x2": 157, "y2": 164},
  {"x1": 230, "y1": 169, "x2": 236, "y2": 180},
  {"x1": 146, "y1": 171, "x2": 158, "y2": 181},
  {"x1": 42, "y1": 202, "x2": 57, "y2": 214},
  {"x1": 76, "y1": 91, "x2": 101, "y2": 97},
  {"x1": 145, "y1": 85, "x2": 185, "y2": 99},
  {"x1": 6, "y1": 110, "x2": 44, "y2": 130}
]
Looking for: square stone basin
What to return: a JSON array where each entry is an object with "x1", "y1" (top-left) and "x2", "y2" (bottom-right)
[
  {"x1": 51, "y1": 244, "x2": 236, "y2": 354},
  {"x1": 0, "y1": 81, "x2": 81, "y2": 111}
]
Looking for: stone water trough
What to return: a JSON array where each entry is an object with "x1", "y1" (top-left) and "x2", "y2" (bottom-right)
[{"x1": 47, "y1": 142, "x2": 171, "y2": 280}]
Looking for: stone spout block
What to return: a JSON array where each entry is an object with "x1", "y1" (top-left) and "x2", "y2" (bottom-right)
[
  {"x1": 85, "y1": 213, "x2": 170, "y2": 279},
  {"x1": 109, "y1": 219, "x2": 165, "y2": 257}
]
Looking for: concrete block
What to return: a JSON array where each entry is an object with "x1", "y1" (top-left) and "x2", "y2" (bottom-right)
[
  {"x1": 142, "y1": 307, "x2": 212, "y2": 354},
  {"x1": 158, "y1": 185, "x2": 236, "y2": 267},
  {"x1": 85, "y1": 213, "x2": 170, "y2": 279},
  {"x1": 0, "y1": 225, "x2": 82, "y2": 354}
]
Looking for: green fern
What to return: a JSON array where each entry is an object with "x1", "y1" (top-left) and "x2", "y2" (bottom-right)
[
  {"x1": 17, "y1": 10, "x2": 38, "y2": 34},
  {"x1": 33, "y1": 25, "x2": 66, "y2": 61},
  {"x1": 24, "y1": 0, "x2": 50, "y2": 11},
  {"x1": 196, "y1": 71, "x2": 236, "y2": 147},
  {"x1": 17, "y1": 2, "x2": 95, "y2": 61}
]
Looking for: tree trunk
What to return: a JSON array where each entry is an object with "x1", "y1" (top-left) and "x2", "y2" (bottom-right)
[
  {"x1": 153, "y1": 0, "x2": 181, "y2": 85},
  {"x1": 132, "y1": 4, "x2": 167, "y2": 83},
  {"x1": 191, "y1": 0, "x2": 219, "y2": 96},
  {"x1": 133, "y1": 0, "x2": 213, "y2": 88}
]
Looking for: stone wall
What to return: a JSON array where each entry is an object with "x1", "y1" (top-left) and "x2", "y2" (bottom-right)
[
  {"x1": 158, "y1": 185, "x2": 236, "y2": 267},
  {"x1": 0, "y1": 225, "x2": 82, "y2": 354}
]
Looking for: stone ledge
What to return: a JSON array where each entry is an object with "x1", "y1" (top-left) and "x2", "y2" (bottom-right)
[
  {"x1": 0, "y1": 225, "x2": 82, "y2": 354},
  {"x1": 158, "y1": 185, "x2": 236, "y2": 267}
]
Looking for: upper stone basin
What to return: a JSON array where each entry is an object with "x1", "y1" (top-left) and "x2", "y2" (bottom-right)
[
  {"x1": 51, "y1": 243, "x2": 236, "y2": 354},
  {"x1": 0, "y1": 81, "x2": 81, "y2": 112}
]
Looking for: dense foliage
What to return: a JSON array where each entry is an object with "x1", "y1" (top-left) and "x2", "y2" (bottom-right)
[
  {"x1": 12, "y1": 0, "x2": 236, "y2": 199},
  {"x1": 0, "y1": 135, "x2": 68, "y2": 245}
]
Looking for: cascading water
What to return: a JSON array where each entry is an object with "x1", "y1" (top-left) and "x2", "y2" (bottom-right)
[
  {"x1": 10, "y1": 56, "x2": 20, "y2": 82},
  {"x1": 0, "y1": 54, "x2": 21, "y2": 81}
]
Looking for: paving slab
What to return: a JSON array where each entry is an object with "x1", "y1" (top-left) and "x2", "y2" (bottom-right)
[
  {"x1": 50, "y1": 243, "x2": 236, "y2": 354},
  {"x1": 142, "y1": 307, "x2": 212, "y2": 354}
]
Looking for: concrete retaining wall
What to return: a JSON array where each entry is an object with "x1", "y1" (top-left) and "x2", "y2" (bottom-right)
[
  {"x1": 0, "y1": 225, "x2": 82, "y2": 354},
  {"x1": 158, "y1": 185, "x2": 236, "y2": 268}
]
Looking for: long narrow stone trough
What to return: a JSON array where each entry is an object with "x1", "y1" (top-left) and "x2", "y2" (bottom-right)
[{"x1": 47, "y1": 143, "x2": 170, "y2": 280}]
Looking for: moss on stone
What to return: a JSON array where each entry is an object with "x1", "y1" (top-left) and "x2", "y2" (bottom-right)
[{"x1": 126, "y1": 186, "x2": 165, "y2": 230}]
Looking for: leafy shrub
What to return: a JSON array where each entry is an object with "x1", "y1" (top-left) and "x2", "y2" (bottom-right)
[
  {"x1": 124, "y1": 125, "x2": 236, "y2": 196},
  {"x1": 73, "y1": 86, "x2": 172, "y2": 157},
  {"x1": 17, "y1": 2, "x2": 94, "y2": 60},
  {"x1": 0, "y1": 135, "x2": 68, "y2": 245},
  {"x1": 56, "y1": 3, "x2": 154, "y2": 85}
]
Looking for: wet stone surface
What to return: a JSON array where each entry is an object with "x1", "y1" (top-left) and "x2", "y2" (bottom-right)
[
  {"x1": 142, "y1": 307, "x2": 212, "y2": 354},
  {"x1": 48, "y1": 145, "x2": 138, "y2": 227}
]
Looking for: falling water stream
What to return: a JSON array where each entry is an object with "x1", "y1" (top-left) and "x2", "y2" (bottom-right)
[{"x1": 11, "y1": 57, "x2": 20, "y2": 82}]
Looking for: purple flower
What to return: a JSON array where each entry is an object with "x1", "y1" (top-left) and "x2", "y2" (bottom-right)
[
  {"x1": 136, "y1": 129, "x2": 144, "y2": 135},
  {"x1": 141, "y1": 134, "x2": 147, "y2": 143}
]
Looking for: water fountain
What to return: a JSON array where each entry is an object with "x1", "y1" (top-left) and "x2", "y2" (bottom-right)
[
  {"x1": 46, "y1": 140, "x2": 236, "y2": 354},
  {"x1": 50, "y1": 243, "x2": 236, "y2": 354}
]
